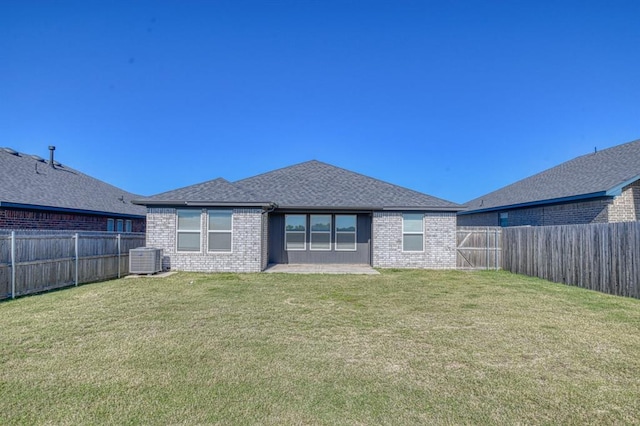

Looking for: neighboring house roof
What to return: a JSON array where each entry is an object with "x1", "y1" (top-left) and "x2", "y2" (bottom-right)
[
  {"x1": 135, "y1": 160, "x2": 463, "y2": 211},
  {"x1": 460, "y1": 138, "x2": 640, "y2": 215},
  {"x1": 0, "y1": 147, "x2": 146, "y2": 218}
]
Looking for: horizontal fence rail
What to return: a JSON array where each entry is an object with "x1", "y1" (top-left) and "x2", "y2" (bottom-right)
[
  {"x1": 456, "y1": 227, "x2": 502, "y2": 270},
  {"x1": 0, "y1": 230, "x2": 145, "y2": 300},
  {"x1": 502, "y1": 222, "x2": 640, "y2": 299}
]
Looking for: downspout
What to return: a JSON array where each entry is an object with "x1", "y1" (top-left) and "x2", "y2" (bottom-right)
[{"x1": 262, "y1": 203, "x2": 278, "y2": 215}]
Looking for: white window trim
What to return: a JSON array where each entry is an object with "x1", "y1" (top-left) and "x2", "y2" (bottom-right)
[
  {"x1": 285, "y1": 214, "x2": 306, "y2": 251},
  {"x1": 310, "y1": 214, "x2": 332, "y2": 251},
  {"x1": 402, "y1": 213, "x2": 424, "y2": 253},
  {"x1": 207, "y1": 209, "x2": 233, "y2": 253},
  {"x1": 125, "y1": 220, "x2": 132, "y2": 233},
  {"x1": 176, "y1": 209, "x2": 202, "y2": 253},
  {"x1": 335, "y1": 214, "x2": 357, "y2": 251},
  {"x1": 107, "y1": 218, "x2": 114, "y2": 232},
  {"x1": 116, "y1": 219, "x2": 124, "y2": 233}
]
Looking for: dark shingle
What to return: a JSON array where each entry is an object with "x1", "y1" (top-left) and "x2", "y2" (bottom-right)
[
  {"x1": 235, "y1": 160, "x2": 462, "y2": 210},
  {"x1": 137, "y1": 177, "x2": 268, "y2": 205},
  {"x1": 136, "y1": 160, "x2": 462, "y2": 211},
  {"x1": 0, "y1": 148, "x2": 146, "y2": 217},
  {"x1": 463, "y1": 138, "x2": 640, "y2": 213}
]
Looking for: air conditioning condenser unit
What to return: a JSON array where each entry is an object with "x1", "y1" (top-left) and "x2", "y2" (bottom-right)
[{"x1": 129, "y1": 247, "x2": 163, "y2": 274}]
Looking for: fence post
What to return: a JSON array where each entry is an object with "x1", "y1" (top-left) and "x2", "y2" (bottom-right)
[
  {"x1": 10, "y1": 231, "x2": 16, "y2": 299},
  {"x1": 117, "y1": 234, "x2": 121, "y2": 279},
  {"x1": 486, "y1": 228, "x2": 490, "y2": 270},
  {"x1": 495, "y1": 229, "x2": 499, "y2": 270},
  {"x1": 74, "y1": 233, "x2": 79, "y2": 286}
]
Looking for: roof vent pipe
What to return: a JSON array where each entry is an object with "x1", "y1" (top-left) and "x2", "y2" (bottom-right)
[{"x1": 48, "y1": 146, "x2": 56, "y2": 167}]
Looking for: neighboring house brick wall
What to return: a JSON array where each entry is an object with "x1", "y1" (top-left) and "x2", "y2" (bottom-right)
[
  {"x1": 608, "y1": 181, "x2": 640, "y2": 223},
  {"x1": 456, "y1": 211, "x2": 499, "y2": 227},
  {"x1": 372, "y1": 211, "x2": 456, "y2": 269},
  {"x1": 458, "y1": 198, "x2": 612, "y2": 227},
  {"x1": 510, "y1": 200, "x2": 610, "y2": 226},
  {"x1": 0, "y1": 207, "x2": 145, "y2": 232},
  {"x1": 146, "y1": 207, "x2": 263, "y2": 272}
]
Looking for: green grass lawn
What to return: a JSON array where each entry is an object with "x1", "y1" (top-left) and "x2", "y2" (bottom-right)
[{"x1": 1, "y1": 269, "x2": 639, "y2": 425}]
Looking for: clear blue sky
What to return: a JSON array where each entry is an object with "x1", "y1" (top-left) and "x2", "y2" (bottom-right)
[{"x1": 2, "y1": 0, "x2": 639, "y2": 204}]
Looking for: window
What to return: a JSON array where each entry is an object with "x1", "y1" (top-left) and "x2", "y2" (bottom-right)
[
  {"x1": 208, "y1": 210, "x2": 232, "y2": 252},
  {"x1": 177, "y1": 209, "x2": 201, "y2": 252},
  {"x1": 499, "y1": 212, "x2": 508, "y2": 227},
  {"x1": 335, "y1": 215, "x2": 357, "y2": 251},
  {"x1": 403, "y1": 213, "x2": 424, "y2": 252},
  {"x1": 285, "y1": 215, "x2": 306, "y2": 250},
  {"x1": 107, "y1": 218, "x2": 114, "y2": 232},
  {"x1": 116, "y1": 219, "x2": 124, "y2": 233},
  {"x1": 310, "y1": 215, "x2": 331, "y2": 250},
  {"x1": 125, "y1": 220, "x2": 132, "y2": 233}
]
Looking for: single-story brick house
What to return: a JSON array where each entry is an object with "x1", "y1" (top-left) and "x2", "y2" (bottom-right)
[
  {"x1": 0, "y1": 146, "x2": 146, "y2": 232},
  {"x1": 458, "y1": 138, "x2": 640, "y2": 227},
  {"x1": 134, "y1": 160, "x2": 463, "y2": 272}
]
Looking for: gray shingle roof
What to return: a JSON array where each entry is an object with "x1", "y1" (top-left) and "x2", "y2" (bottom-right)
[
  {"x1": 139, "y1": 177, "x2": 270, "y2": 206},
  {"x1": 0, "y1": 148, "x2": 146, "y2": 217},
  {"x1": 236, "y1": 160, "x2": 461, "y2": 210},
  {"x1": 462, "y1": 138, "x2": 640, "y2": 214},
  {"x1": 136, "y1": 160, "x2": 462, "y2": 211}
]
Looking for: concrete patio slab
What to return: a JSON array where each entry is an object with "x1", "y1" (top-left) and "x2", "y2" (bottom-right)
[{"x1": 264, "y1": 263, "x2": 379, "y2": 275}]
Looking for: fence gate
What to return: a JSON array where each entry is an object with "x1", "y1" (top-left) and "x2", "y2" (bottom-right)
[{"x1": 456, "y1": 227, "x2": 502, "y2": 270}]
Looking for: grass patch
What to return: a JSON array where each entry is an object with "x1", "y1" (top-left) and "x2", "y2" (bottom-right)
[{"x1": 1, "y1": 270, "x2": 639, "y2": 424}]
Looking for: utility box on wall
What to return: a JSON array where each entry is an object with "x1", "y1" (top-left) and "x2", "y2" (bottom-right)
[{"x1": 129, "y1": 247, "x2": 163, "y2": 274}]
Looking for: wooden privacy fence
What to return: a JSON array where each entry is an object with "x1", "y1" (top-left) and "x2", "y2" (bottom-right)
[
  {"x1": 456, "y1": 227, "x2": 502, "y2": 270},
  {"x1": 0, "y1": 230, "x2": 145, "y2": 300},
  {"x1": 502, "y1": 222, "x2": 640, "y2": 299}
]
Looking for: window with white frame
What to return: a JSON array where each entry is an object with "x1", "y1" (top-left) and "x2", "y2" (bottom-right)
[
  {"x1": 285, "y1": 214, "x2": 306, "y2": 251},
  {"x1": 107, "y1": 218, "x2": 114, "y2": 232},
  {"x1": 402, "y1": 213, "x2": 424, "y2": 252},
  {"x1": 310, "y1": 215, "x2": 331, "y2": 250},
  {"x1": 177, "y1": 209, "x2": 201, "y2": 252},
  {"x1": 335, "y1": 215, "x2": 357, "y2": 251},
  {"x1": 116, "y1": 219, "x2": 124, "y2": 233},
  {"x1": 125, "y1": 220, "x2": 132, "y2": 233},
  {"x1": 208, "y1": 210, "x2": 232, "y2": 252}
]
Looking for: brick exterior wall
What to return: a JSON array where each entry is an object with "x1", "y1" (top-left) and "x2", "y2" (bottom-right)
[
  {"x1": 146, "y1": 207, "x2": 264, "y2": 273},
  {"x1": 505, "y1": 199, "x2": 609, "y2": 226},
  {"x1": 372, "y1": 211, "x2": 457, "y2": 269},
  {"x1": 458, "y1": 198, "x2": 611, "y2": 227},
  {"x1": 458, "y1": 182, "x2": 640, "y2": 227},
  {"x1": 0, "y1": 207, "x2": 145, "y2": 232},
  {"x1": 457, "y1": 210, "x2": 501, "y2": 227},
  {"x1": 608, "y1": 181, "x2": 640, "y2": 222},
  {"x1": 261, "y1": 212, "x2": 269, "y2": 270}
]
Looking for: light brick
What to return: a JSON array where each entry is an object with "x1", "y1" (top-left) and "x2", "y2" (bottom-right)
[
  {"x1": 372, "y1": 211, "x2": 456, "y2": 269},
  {"x1": 146, "y1": 208, "x2": 264, "y2": 272}
]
